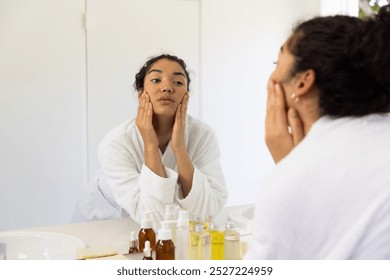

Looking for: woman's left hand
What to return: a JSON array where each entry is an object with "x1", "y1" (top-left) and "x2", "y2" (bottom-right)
[
  {"x1": 171, "y1": 93, "x2": 189, "y2": 153},
  {"x1": 265, "y1": 79, "x2": 304, "y2": 163}
]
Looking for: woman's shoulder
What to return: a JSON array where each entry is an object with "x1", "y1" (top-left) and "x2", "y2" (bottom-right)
[
  {"x1": 186, "y1": 115, "x2": 215, "y2": 135},
  {"x1": 99, "y1": 118, "x2": 137, "y2": 147}
]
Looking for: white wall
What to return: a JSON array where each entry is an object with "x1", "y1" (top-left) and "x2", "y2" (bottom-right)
[
  {"x1": 0, "y1": 0, "x2": 85, "y2": 230},
  {"x1": 2, "y1": 0, "x2": 350, "y2": 230},
  {"x1": 200, "y1": 0, "x2": 321, "y2": 206}
]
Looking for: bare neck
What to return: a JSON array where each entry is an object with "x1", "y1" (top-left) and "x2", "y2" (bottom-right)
[{"x1": 153, "y1": 115, "x2": 174, "y2": 153}]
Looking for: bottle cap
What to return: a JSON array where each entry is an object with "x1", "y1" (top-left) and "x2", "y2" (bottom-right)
[
  {"x1": 141, "y1": 211, "x2": 153, "y2": 229},
  {"x1": 158, "y1": 228, "x2": 172, "y2": 240},
  {"x1": 143, "y1": 240, "x2": 151, "y2": 257},
  {"x1": 225, "y1": 221, "x2": 236, "y2": 230},
  {"x1": 206, "y1": 215, "x2": 214, "y2": 223},
  {"x1": 130, "y1": 231, "x2": 137, "y2": 241},
  {"x1": 194, "y1": 223, "x2": 203, "y2": 233},
  {"x1": 177, "y1": 209, "x2": 189, "y2": 228},
  {"x1": 158, "y1": 221, "x2": 173, "y2": 240},
  {"x1": 191, "y1": 216, "x2": 203, "y2": 223},
  {"x1": 209, "y1": 221, "x2": 219, "y2": 231},
  {"x1": 161, "y1": 220, "x2": 171, "y2": 229},
  {"x1": 164, "y1": 203, "x2": 177, "y2": 220}
]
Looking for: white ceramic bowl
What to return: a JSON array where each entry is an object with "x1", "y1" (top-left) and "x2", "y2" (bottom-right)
[{"x1": 0, "y1": 231, "x2": 85, "y2": 260}]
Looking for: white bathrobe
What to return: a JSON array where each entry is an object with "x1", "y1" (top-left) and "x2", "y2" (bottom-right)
[
  {"x1": 246, "y1": 114, "x2": 390, "y2": 259},
  {"x1": 74, "y1": 115, "x2": 227, "y2": 230}
]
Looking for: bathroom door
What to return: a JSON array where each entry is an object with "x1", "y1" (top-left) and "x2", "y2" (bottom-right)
[{"x1": 86, "y1": 0, "x2": 200, "y2": 178}]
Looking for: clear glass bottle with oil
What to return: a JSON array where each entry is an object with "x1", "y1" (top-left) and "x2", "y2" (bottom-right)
[
  {"x1": 208, "y1": 222, "x2": 224, "y2": 260},
  {"x1": 190, "y1": 223, "x2": 211, "y2": 260},
  {"x1": 224, "y1": 222, "x2": 241, "y2": 260}
]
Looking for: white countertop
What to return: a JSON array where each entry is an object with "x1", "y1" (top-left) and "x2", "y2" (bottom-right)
[{"x1": 1, "y1": 205, "x2": 253, "y2": 260}]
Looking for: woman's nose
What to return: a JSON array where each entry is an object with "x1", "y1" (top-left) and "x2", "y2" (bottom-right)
[{"x1": 162, "y1": 83, "x2": 173, "y2": 93}]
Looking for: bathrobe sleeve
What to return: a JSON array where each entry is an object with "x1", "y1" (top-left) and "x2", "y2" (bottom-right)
[
  {"x1": 98, "y1": 138, "x2": 178, "y2": 230},
  {"x1": 98, "y1": 117, "x2": 227, "y2": 229},
  {"x1": 175, "y1": 121, "x2": 228, "y2": 219}
]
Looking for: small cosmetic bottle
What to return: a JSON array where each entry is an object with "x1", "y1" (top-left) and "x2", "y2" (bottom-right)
[
  {"x1": 129, "y1": 231, "x2": 139, "y2": 254},
  {"x1": 156, "y1": 221, "x2": 175, "y2": 260},
  {"x1": 190, "y1": 223, "x2": 211, "y2": 260},
  {"x1": 163, "y1": 203, "x2": 177, "y2": 246},
  {"x1": 176, "y1": 209, "x2": 190, "y2": 260},
  {"x1": 208, "y1": 222, "x2": 224, "y2": 260},
  {"x1": 143, "y1": 240, "x2": 153, "y2": 260},
  {"x1": 138, "y1": 212, "x2": 156, "y2": 252},
  {"x1": 224, "y1": 222, "x2": 241, "y2": 260}
]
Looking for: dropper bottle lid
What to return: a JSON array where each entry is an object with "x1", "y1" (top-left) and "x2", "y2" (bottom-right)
[
  {"x1": 130, "y1": 231, "x2": 137, "y2": 242},
  {"x1": 143, "y1": 240, "x2": 152, "y2": 258},
  {"x1": 129, "y1": 230, "x2": 139, "y2": 253}
]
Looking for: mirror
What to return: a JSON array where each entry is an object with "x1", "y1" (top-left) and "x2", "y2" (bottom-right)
[{"x1": 1, "y1": 0, "x2": 348, "y2": 231}]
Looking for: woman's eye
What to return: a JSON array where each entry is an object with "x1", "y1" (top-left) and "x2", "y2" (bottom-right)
[
  {"x1": 151, "y1": 78, "x2": 161, "y2": 83},
  {"x1": 174, "y1": 81, "x2": 184, "y2": 86}
]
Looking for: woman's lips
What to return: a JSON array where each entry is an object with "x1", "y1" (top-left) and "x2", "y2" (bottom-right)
[{"x1": 158, "y1": 97, "x2": 174, "y2": 103}]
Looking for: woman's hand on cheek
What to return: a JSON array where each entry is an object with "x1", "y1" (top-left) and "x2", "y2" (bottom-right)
[
  {"x1": 136, "y1": 91, "x2": 159, "y2": 149},
  {"x1": 171, "y1": 93, "x2": 189, "y2": 153},
  {"x1": 265, "y1": 80, "x2": 303, "y2": 163}
]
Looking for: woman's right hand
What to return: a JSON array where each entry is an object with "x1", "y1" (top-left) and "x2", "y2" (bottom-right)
[
  {"x1": 265, "y1": 79, "x2": 304, "y2": 163},
  {"x1": 136, "y1": 91, "x2": 159, "y2": 149}
]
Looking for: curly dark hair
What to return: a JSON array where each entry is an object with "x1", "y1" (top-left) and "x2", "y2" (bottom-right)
[
  {"x1": 287, "y1": 5, "x2": 390, "y2": 117},
  {"x1": 134, "y1": 54, "x2": 191, "y2": 92}
]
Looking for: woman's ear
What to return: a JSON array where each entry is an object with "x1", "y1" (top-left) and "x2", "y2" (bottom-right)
[{"x1": 295, "y1": 69, "x2": 315, "y2": 97}]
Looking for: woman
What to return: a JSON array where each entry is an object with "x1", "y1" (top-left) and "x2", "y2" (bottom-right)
[
  {"x1": 75, "y1": 54, "x2": 227, "y2": 229},
  {"x1": 247, "y1": 6, "x2": 390, "y2": 259}
]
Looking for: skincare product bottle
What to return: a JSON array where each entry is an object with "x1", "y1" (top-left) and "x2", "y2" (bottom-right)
[
  {"x1": 176, "y1": 209, "x2": 190, "y2": 260},
  {"x1": 224, "y1": 222, "x2": 241, "y2": 260},
  {"x1": 164, "y1": 203, "x2": 177, "y2": 246},
  {"x1": 208, "y1": 222, "x2": 224, "y2": 260},
  {"x1": 204, "y1": 215, "x2": 214, "y2": 230},
  {"x1": 138, "y1": 212, "x2": 156, "y2": 252},
  {"x1": 129, "y1": 230, "x2": 139, "y2": 254},
  {"x1": 143, "y1": 240, "x2": 153, "y2": 260},
  {"x1": 189, "y1": 216, "x2": 203, "y2": 232},
  {"x1": 156, "y1": 222, "x2": 175, "y2": 260},
  {"x1": 190, "y1": 223, "x2": 211, "y2": 260}
]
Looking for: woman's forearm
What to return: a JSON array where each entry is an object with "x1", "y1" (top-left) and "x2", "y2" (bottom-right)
[
  {"x1": 174, "y1": 149, "x2": 194, "y2": 197},
  {"x1": 144, "y1": 145, "x2": 166, "y2": 178}
]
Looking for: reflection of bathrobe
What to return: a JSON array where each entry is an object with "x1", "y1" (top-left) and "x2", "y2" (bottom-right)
[
  {"x1": 246, "y1": 114, "x2": 390, "y2": 259},
  {"x1": 74, "y1": 115, "x2": 227, "y2": 230}
]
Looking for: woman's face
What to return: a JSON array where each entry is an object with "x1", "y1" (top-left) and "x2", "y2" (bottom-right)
[
  {"x1": 141, "y1": 58, "x2": 188, "y2": 117},
  {"x1": 269, "y1": 39, "x2": 297, "y2": 108}
]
